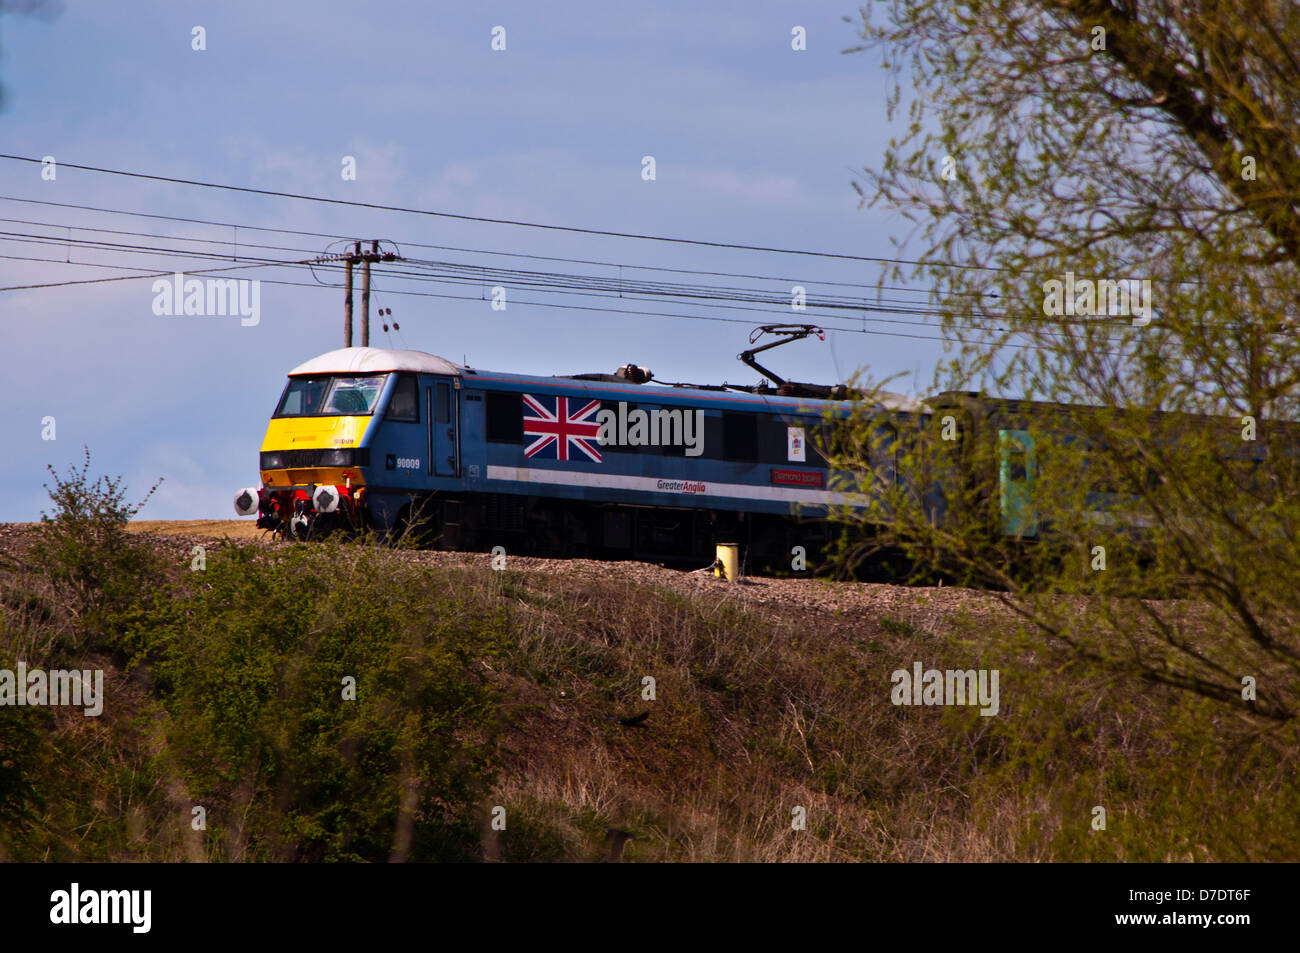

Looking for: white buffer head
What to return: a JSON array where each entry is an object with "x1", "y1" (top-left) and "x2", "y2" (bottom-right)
[
  {"x1": 312, "y1": 484, "x2": 340, "y2": 514},
  {"x1": 234, "y1": 487, "x2": 260, "y2": 517}
]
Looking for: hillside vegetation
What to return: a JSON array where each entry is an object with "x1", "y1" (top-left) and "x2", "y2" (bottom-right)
[{"x1": 1, "y1": 460, "x2": 1296, "y2": 861}]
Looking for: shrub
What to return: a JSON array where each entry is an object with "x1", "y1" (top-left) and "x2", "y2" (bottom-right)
[
  {"x1": 0, "y1": 657, "x2": 46, "y2": 851},
  {"x1": 28, "y1": 447, "x2": 162, "y2": 644},
  {"x1": 127, "y1": 543, "x2": 505, "y2": 861}
]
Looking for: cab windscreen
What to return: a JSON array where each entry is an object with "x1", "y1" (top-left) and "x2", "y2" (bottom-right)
[{"x1": 274, "y1": 374, "x2": 389, "y2": 417}]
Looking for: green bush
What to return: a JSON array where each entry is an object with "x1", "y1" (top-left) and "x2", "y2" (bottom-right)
[
  {"x1": 29, "y1": 447, "x2": 162, "y2": 644},
  {"x1": 126, "y1": 543, "x2": 505, "y2": 861},
  {"x1": 0, "y1": 650, "x2": 47, "y2": 849}
]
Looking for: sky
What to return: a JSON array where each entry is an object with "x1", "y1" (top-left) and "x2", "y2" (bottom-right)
[{"x1": 0, "y1": 0, "x2": 953, "y2": 520}]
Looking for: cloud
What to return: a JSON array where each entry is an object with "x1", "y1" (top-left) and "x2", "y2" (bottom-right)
[{"x1": 675, "y1": 167, "x2": 806, "y2": 206}]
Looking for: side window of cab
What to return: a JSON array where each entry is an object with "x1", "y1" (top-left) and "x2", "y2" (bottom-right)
[{"x1": 386, "y1": 373, "x2": 420, "y2": 422}]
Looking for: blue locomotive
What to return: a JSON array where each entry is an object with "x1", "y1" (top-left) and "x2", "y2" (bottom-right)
[{"x1": 234, "y1": 340, "x2": 928, "y2": 568}]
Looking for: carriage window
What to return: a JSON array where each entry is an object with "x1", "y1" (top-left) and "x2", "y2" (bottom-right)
[
  {"x1": 385, "y1": 374, "x2": 419, "y2": 422},
  {"x1": 435, "y1": 382, "x2": 451, "y2": 424},
  {"x1": 486, "y1": 391, "x2": 523, "y2": 443},
  {"x1": 655, "y1": 405, "x2": 691, "y2": 457},
  {"x1": 875, "y1": 423, "x2": 899, "y2": 479},
  {"x1": 722, "y1": 412, "x2": 759, "y2": 462},
  {"x1": 808, "y1": 422, "x2": 841, "y2": 465}
]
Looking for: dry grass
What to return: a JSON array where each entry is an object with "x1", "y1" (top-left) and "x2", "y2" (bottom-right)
[
  {"x1": 3, "y1": 522, "x2": 1296, "y2": 862},
  {"x1": 125, "y1": 519, "x2": 266, "y2": 539}
]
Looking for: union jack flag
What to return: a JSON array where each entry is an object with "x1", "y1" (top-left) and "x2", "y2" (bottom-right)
[{"x1": 522, "y1": 393, "x2": 603, "y2": 462}]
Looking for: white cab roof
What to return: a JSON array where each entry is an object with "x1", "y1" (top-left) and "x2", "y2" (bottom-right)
[{"x1": 288, "y1": 347, "x2": 462, "y2": 377}]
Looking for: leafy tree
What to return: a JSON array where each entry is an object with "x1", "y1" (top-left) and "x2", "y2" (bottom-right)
[{"x1": 833, "y1": 1, "x2": 1300, "y2": 727}]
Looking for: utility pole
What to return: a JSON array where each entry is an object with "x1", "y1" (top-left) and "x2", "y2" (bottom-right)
[
  {"x1": 316, "y1": 240, "x2": 401, "y2": 348},
  {"x1": 344, "y1": 241, "x2": 357, "y2": 347},
  {"x1": 361, "y1": 239, "x2": 377, "y2": 347}
]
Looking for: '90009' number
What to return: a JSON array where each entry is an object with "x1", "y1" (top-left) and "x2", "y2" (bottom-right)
[{"x1": 396, "y1": 457, "x2": 420, "y2": 470}]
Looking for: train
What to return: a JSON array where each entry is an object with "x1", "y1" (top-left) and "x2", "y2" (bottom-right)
[
  {"x1": 234, "y1": 329, "x2": 1283, "y2": 572},
  {"x1": 233, "y1": 334, "x2": 929, "y2": 570}
]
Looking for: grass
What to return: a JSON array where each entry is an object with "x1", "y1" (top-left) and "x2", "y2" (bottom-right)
[{"x1": 2, "y1": 522, "x2": 1297, "y2": 861}]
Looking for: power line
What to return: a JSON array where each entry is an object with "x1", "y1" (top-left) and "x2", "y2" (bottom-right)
[
  {"x1": 0, "y1": 231, "x2": 1016, "y2": 335},
  {"x1": 0, "y1": 153, "x2": 1006, "y2": 271},
  {"x1": 0, "y1": 226, "x2": 966, "y2": 318},
  {"x1": 0, "y1": 228, "x2": 317, "y2": 268},
  {"x1": 0, "y1": 241, "x2": 960, "y2": 325},
  {"x1": 0, "y1": 214, "x2": 323, "y2": 260},
  {"x1": 0, "y1": 227, "x2": 1135, "y2": 347},
  {"x1": 0, "y1": 251, "x2": 1118, "y2": 356},
  {"x1": 0, "y1": 253, "x2": 289, "y2": 291},
  {"x1": 0, "y1": 191, "x2": 1132, "y2": 351},
  {"x1": 0, "y1": 193, "x2": 999, "y2": 298},
  {"x1": 0, "y1": 210, "x2": 971, "y2": 319}
]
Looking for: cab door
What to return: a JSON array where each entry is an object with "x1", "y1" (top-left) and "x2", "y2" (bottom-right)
[{"x1": 427, "y1": 377, "x2": 459, "y2": 477}]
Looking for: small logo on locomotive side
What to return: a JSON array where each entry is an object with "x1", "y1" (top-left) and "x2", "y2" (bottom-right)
[{"x1": 655, "y1": 479, "x2": 707, "y2": 495}]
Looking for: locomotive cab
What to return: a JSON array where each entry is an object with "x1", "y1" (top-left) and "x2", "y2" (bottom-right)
[{"x1": 235, "y1": 347, "x2": 462, "y2": 539}]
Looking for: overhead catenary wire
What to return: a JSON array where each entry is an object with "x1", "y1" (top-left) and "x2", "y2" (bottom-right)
[
  {"x1": 0, "y1": 228, "x2": 964, "y2": 318},
  {"x1": 0, "y1": 153, "x2": 1011, "y2": 272},
  {"x1": 0, "y1": 224, "x2": 978, "y2": 321},
  {"x1": 0, "y1": 194, "x2": 996, "y2": 299},
  {"x1": 0, "y1": 250, "x2": 1121, "y2": 356},
  {"x1": 0, "y1": 229, "x2": 1080, "y2": 341},
  {"x1": 0, "y1": 252, "x2": 298, "y2": 291},
  {"x1": 0, "y1": 223, "x2": 1132, "y2": 351},
  {"x1": 0, "y1": 242, "x2": 969, "y2": 326},
  {"x1": 0, "y1": 224, "x2": 982, "y2": 320},
  {"x1": 0, "y1": 217, "x2": 1087, "y2": 325},
  {"x1": 0, "y1": 163, "x2": 1139, "y2": 356},
  {"x1": 0, "y1": 169, "x2": 1237, "y2": 298}
]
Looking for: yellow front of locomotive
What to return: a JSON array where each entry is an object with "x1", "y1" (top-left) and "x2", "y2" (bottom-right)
[{"x1": 234, "y1": 370, "x2": 387, "y2": 537}]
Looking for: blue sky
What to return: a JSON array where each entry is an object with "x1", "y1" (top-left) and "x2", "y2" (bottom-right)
[{"x1": 0, "y1": 0, "x2": 951, "y2": 520}]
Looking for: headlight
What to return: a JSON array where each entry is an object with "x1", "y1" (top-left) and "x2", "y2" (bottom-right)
[
  {"x1": 260, "y1": 451, "x2": 285, "y2": 469},
  {"x1": 317, "y1": 448, "x2": 353, "y2": 467}
]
